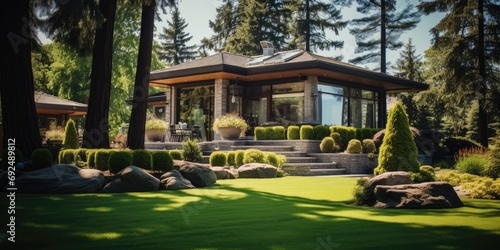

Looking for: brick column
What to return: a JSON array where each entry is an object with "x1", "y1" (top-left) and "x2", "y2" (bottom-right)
[
  {"x1": 214, "y1": 79, "x2": 229, "y2": 140},
  {"x1": 304, "y1": 76, "x2": 319, "y2": 122},
  {"x1": 165, "y1": 87, "x2": 172, "y2": 125}
]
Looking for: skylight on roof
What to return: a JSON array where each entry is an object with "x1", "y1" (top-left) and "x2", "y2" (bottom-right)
[{"x1": 246, "y1": 50, "x2": 304, "y2": 66}]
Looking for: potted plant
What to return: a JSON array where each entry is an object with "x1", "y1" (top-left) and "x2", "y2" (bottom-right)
[
  {"x1": 145, "y1": 118, "x2": 168, "y2": 142},
  {"x1": 45, "y1": 126, "x2": 65, "y2": 145},
  {"x1": 213, "y1": 113, "x2": 248, "y2": 140}
]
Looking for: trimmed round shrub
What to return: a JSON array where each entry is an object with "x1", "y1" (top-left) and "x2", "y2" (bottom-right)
[
  {"x1": 226, "y1": 151, "x2": 236, "y2": 166},
  {"x1": 62, "y1": 118, "x2": 79, "y2": 149},
  {"x1": 330, "y1": 132, "x2": 342, "y2": 150},
  {"x1": 169, "y1": 149, "x2": 184, "y2": 160},
  {"x1": 300, "y1": 125, "x2": 314, "y2": 140},
  {"x1": 314, "y1": 125, "x2": 330, "y2": 140},
  {"x1": 362, "y1": 139, "x2": 376, "y2": 154},
  {"x1": 95, "y1": 150, "x2": 111, "y2": 171},
  {"x1": 276, "y1": 154, "x2": 287, "y2": 168},
  {"x1": 254, "y1": 127, "x2": 266, "y2": 140},
  {"x1": 235, "y1": 150, "x2": 245, "y2": 167},
  {"x1": 374, "y1": 102, "x2": 420, "y2": 175},
  {"x1": 86, "y1": 150, "x2": 97, "y2": 169},
  {"x1": 346, "y1": 139, "x2": 362, "y2": 154},
  {"x1": 108, "y1": 151, "x2": 132, "y2": 174},
  {"x1": 411, "y1": 165, "x2": 436, "y2": 183},
  {"x1": 243, "y1": 149, "x2": 265, "y2": 164},
  {"x1": 330, "y1": 126, "x2": 356, "y2": 151},
  {"x1": 132, "y1": 149, "x2": 153, "y2": 170},
  {"x1": 31, "y1": 148, "x2": 53, "y2": 169},
  {"x1": 272, "y1": 126, "x2": 286, "y2": 140},
  {"x1": 287, "y1": 126, "x2": 300, "y2": 140},
  {"x1": 265, "y1": 152, "x2": 279, "y2": 167},
  {"x1": 265, "y1": 127, "x2": 274, "y2": 140},
  {"x1": 455, "y1": 155, "x2": 488, "y2": 176},
  {"x1": 320, "y1": 137, "x2": 339, "y2": 153},
  {"x1": 210, "y1": 152, "x2": 227, "y2": 166},
  {"x1": 182, "y1": 139, "x2": 202, "y2": 162},
  {"x1": 152, "y1": 151, "x2": 174, "y2": 172}
]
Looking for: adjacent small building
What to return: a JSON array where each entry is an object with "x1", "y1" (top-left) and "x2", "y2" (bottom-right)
[{"x1": 149, "y1": 43, "x2": 427, "y2": 141}]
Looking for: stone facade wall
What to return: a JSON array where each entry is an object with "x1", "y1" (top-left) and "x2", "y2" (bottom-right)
[
  {"x1": 303, "y1": 76, "x2": 319, "y2": 122},
  {"x1": 214, "y1": 79, "x2": 230, "y2": 140}
]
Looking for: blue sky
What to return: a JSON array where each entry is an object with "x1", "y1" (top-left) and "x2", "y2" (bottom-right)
[{"x1": 160, "y1": 0, "x2": 445, "y2": 72}]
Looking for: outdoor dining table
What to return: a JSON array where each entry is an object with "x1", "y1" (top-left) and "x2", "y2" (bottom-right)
[{"x1": 169, "y1": 125, "x2": 201, "y2": 142}]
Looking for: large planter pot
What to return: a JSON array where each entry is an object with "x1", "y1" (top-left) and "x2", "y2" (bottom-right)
[
  {"x1": 218, "y1": 127, "x2": 242, "y2": 140},
  {"x1": 146, "y1": 130, "x2": 165, "y2": 142}
]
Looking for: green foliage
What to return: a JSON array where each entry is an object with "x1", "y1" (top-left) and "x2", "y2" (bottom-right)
[
  {"x1": 374, "y1": 102, "x2": 420, "y2": 175},
  {"x1": 226, "y1": 152, "x2": 236, "y2": 166},
  {"x1": 362, "y1": 139, "x2": 376, "y2": 154},
  {"x1": 411, "y1": 165, "x2": 436, "y2": 183},
  {"x1": 182, "y1": 139, "x2": 203, "y2": 162},
  {"x1": 243, "y1": 149, "x2": 265, "y2": 164},
  {"x1": 314, "y1": 125, "x2": 330, "y2": 140},
  {"x1": 455, "y1": 154, "x2": 488, "y2": 176},
  {"x1": 287, "y1": 126, "x2": 300, "y2": 140},
  {"x1": 86, "y1": 150, "x2": 97, "y2": 169},
  {"x1": 300, "y1": 125, "x2": 315, "y2": 140},
  {"x1": 330, "y1": 126, "x2": 357, "y2": 151},
  {"x1": 485, "y1": 134, "x2": 500, "y2": 179},
  {"x1": 158, "y1": 6, "x2": 197, "y2": 65},
  {"x1": 95, "y1": 150, "x2": 111, "y2": 171},
  {"x1": 132, "y1": 149, "x2": 153, "y2": 170},
  {"x1": 58, "y1": 149, "x2": 76, "y2": 164},
  {"x1": 169, "y1": 150, "x2": 184, "y2": 160},
  {"x1": 151, "y1": 151, "x2": 174, "y2": 172},
  {"x1": 330, "y1": 132, "x2": 342, "y2": 150},
  {"x1": 352, "y1": 177, "x2": 376, "y2": 206},
  {"x1": 75, "y1": 149, "x2": 87, "y2": 162},
  {"x1": 254, "y1": 127, "x2": 267, "y2": 140},
  {"x1": 347, "y1": 139, "x2": 362, "y2": 154},
  {"x1": 272, "y1": 126, "x2": 285, "y2": 140},
  {"x1": 62, "y1": 118, "x2": 79, "y2": 149},
  {"x1": 445, "y1": 137, "x2": 484, "y2": 157},
  {"x1": 210, "y1": 152, "x2": 227, "y2": 167},
  {"x1": 361, "y1": 128, "x2": 373, "y2": 140},
  {"x1": 265, "y1": 127, "x2": 275, "y2": 140},
  {"x1": 108, "y1": 151, "x2": 132, "y2": 174},
  {"x1": 145, "y1": 118, "x2": 168, "y2": 131},
  {"x1": 264, "y1": 152, "x2": 279, "y2": 167},
  {"x1": 320, "y1": 137, "x2": 339, "y2": 153},
  {"x1": 31, "y1": 149, "x2": 53, "y2": 169},
  {"x1": 437, "y1": 170, "x2": 500, "y2": 199},
  {"x1": 235, "y1": 150, "x2": 245, "y2": 167}
]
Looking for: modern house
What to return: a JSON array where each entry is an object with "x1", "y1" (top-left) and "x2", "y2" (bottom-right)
[{"x1": 149, "y1": 42, "x2": 427, "y2": 141}]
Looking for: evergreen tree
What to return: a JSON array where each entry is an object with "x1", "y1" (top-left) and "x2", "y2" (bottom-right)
[
  {"x1": 349, "y1": 0, "x2": 421, "y2": 73},
  {"x1": 374, "y1": 102, "x2": 420, "y2": 175},
  {"x1": 286, "y1": 0, "x2": 348, "y2": 52},
  {"x1": 486, "y1": 131, "x2": 500, "y2": 179},
  {"x1": 418, "y1": 0, "x2": 500, "y2": 146},
  {"x1": 63, "y1": 119, "x2": 79, "y2": 149},
  {"x1": 207, "y1": 0, "x2": 238, "y2": 52},
  {"x1": 158, "y1": 6, "x2": 197, "y2": 65}
]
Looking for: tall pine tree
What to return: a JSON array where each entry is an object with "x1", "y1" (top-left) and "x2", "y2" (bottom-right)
[
  {"x1": 158, "y1": 6, "x2": 197, "y2": 65},
  {"x1": 349, "y1": 0, "x2": 421, "y2": 73}
]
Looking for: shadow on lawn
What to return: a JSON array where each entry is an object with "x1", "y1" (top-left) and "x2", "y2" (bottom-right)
[{"x1": 3, "y1": 182, "x2": 500, "y2": 250}]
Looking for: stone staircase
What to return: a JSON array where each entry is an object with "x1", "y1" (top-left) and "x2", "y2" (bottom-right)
[{"x1": 201, "y1": 142, "x2": 346, "y2": 176}]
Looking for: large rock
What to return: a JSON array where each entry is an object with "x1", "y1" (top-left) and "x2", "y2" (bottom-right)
[
  {"x1": 373, "y1": 182, "x2": 464, "y2": 209},
  {"x1": 178, "y1": 162, "x2": 217, "y2": 187},
  {"x1": 102, "y1": 166, "x2": 160, "y2": 193},
  {"x1": 14, "y1": 164, "x2": 104, "y2": 194},
  {"x1": 211, "y1": 167, "x2": 237, "y2": 180},
  {"x1": 160, "y1": 170, "x2": 195, "y2": 190},
  {"x1": 365, "y1": 171, "x2": 412, "y2": 189},
  {"x1": 238, "y1": 163, "x2": 277, "y2": 178}
]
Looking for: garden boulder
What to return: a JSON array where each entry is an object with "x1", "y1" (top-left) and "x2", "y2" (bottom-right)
[
  {"x1": 373, "y1": 182, "x2": 464, "y2": 209},
  {"x1": 238, "y1": 163, "x2": 277, "y2": 178},
  {"x1": 160, "y1": 170, "x2": 195, "y2": 190},
  {"x1": 14, "y1": 164, "x2": 104, "y2": 194},
  {"x1": 364, "y1": 171, "x2": 412, "y2": 189},
  {"x1": 211, "y1": 167, "x2": 237, "y2": 180},
  {"x1": 178, "y1": 162, "x2": 217, "y2": 187},
  {"x1": 102, "y1": 166, "x2": 160, "y2": 193}
]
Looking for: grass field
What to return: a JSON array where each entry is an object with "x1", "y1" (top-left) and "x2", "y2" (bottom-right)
[{"x1": 2, "y1": 176, "x2": 500, "y2": 249}]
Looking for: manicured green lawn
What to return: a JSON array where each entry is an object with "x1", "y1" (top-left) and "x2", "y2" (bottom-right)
[{"x1": 2, "y1": 177, "x2": 500, "y2": 249}]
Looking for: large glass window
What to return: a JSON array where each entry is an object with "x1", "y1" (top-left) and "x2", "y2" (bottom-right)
[
  {"x1": 319, "y1": 84, "x2": 378, "y2": 128},
  {"x1": 272, "y1": 83, "x2": 304, "y2": 126},
  {"x1": 177, "y1": 86, "x2": 214, "y2": 141}
]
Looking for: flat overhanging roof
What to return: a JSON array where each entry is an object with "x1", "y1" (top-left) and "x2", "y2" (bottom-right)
[
  {"x1": 150, "y1": 50, "x2": 428, "y2": 92},
  {"x1": 35, "y1": 92, "x2": 87, "y2": 116}
]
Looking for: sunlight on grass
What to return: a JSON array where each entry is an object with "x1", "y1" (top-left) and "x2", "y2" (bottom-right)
[
  {"x1": 24, "y1": 222, "x2": 68, "y2": 229},
  {"x1": 85, "y1": 207, "x2": 114, "y2": 212},
  {"x1": 74, "y1": 232, "x2": 122, "y2": 240}
]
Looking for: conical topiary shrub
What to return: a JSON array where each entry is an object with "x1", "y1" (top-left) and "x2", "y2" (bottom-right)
[
  {"x1": 486, "y1": 132, "x2": 500, "y2": 179},
  {"x1": 63, "y1": 119, "x2": 79, "y2": 149},
  {"x1": 374, "y1": 102, "x2": 419, "y2": 175}
]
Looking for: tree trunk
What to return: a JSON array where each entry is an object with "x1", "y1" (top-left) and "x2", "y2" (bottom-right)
[
  {"x1": 477, "y1": 0, "x2": 488, "y2": 147},
  {"x1": 127, "y1": 3, "x2": 156, "y2": 149},
  {"x1": 305, "y1": 0, "x2": 310, "y2": 52},
  {"x1": 82, "y1": 0, "x2": 117, "y2": 149},
  {"x1": 380, "y1": 0, "x2": 387, "y2": 73},
  {"x1": 0, "y1": 0, "x2": 41, "y2": 157}
]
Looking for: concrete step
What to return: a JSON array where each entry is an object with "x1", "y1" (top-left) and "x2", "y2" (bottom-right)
[
  {"x1": 230, "y1": 145, "x2": 294, "y2": 152},
  {"x1": 285, "y1": 156, "x2": 318, "y2": 163},
  {"x1": 282, "y1": 162, "x2": 345, "y2": 176}
]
